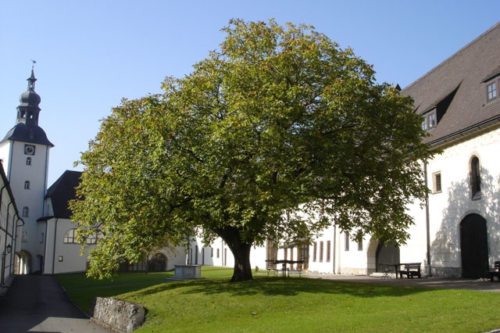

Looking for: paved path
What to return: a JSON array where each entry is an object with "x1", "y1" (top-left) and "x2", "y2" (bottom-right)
[
  {"x1": 0, "y1": 275, "x2": 111, "y2": 333},
  {"x1": 305, "y1": 272, "x2": 500, "y2": 292}
]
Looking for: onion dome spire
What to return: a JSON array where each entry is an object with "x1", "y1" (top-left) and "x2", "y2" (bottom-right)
[{"x1": 17, "y1": 61, "x2": 41, "y2": 126}]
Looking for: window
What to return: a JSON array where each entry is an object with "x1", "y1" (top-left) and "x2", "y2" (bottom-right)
[
  {"x1": 211, "y1": 247, "x2": 213, "y2": 258},
  {"x1": 216, "y1": 248, "x2": 220, "y2": 258},
  {"x1": 421, "y1": 109, "x2": 437, "y2": 131},
  {"x1": 26, "y1": 157, "x2": 32, "y2": 166},
  {"x1": 313, "y1": 242, "x2": 317, "y2": 262},
  {"x1": 326, "y1": 241, "x2": 331, "y2": 262},
  {"x1": 63, "y1": 228, "x2": 77, "y2": 244},
  {"x1": 24, "y1": 181, "x2": 30, "y2": 190},
  {"x1": 86, "y1": 233, "x2": 97, "y2": 245},
  {"x1": 319, "y1": 241, "x2": 324, "y2": 262},
  {"x1": 344, "y1": 232, "x2": 350, "y2": 251},
  {"x1": 358, "y1": 239, "x2": 363, "y2": 251},
  {"x1": 433, "y1": 172, "x2": 442, "y2": 193},
  {"x1": 22, "y1": 206, "x2": 29, "y2": 217},
  {"x1": 487, "y1": 82, "x2": 497, "y2": 101},
  {"x1": 470, "y1": 156, "x2": 481, "y2": 200}
]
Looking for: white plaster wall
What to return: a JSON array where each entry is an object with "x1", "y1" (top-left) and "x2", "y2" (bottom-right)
[
  {"x1": 399, "y1": 202, "x2": 428, "y2": 268},
  {"x1": 0, "y1": 142, "x2": 12, "y2": 172},
  {"x1": 0, "y1": 175, "x2": 17, "y2": 284},
  {"x1": 307, "y1": 226, "x2": 335, "y2": 273},
  {"x1": 337, "y1": 231, "x2": 370, "y2": 275},
  {"x1": 5, "y1": 141, "x2": 50, "y2": 272},
  {"x1": 44, "y1": 218, "x2": 91, "y2": 274},
  {"x1": 150, "y1": 246, "x2": 186, "y2": 270},
  {"x1": 425, "y1": 128, "x2": 500, "y2": 274}
]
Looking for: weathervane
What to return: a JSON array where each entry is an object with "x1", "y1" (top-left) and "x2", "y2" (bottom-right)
[{"x1": 31, "y1": 59, "x2": 37, "y2": 70}]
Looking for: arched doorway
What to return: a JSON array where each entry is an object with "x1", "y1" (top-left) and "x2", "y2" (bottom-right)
[
  {"x1": 148, "y1": 253, "x2": 167, "y2": 272},
  {"x1": 14, "y1": 250, "x2": 32, "y2": 275},
  {"x1": 376, "y1": 242, "x2": 400, "y2": 273},
  {"x1": 460, "y1": 214, "x2": 488, "y2": 278}
]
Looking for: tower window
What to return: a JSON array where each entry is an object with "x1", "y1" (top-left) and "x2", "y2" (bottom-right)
[
  {"x1": 345, "y1": 232, "x2": 350, "y2": 251},
  {"x1": 26, "y1": 157, "x2": 32, "y2": 166},
  {"x1": 358, "y1": 239, "x2": 363, "y2": 251},
  {"x1": 470, "y1": 156, "x2": 481, "y2": 200},
  {"x1": 433, "y1": 172, "x2": 442, "y2": 193},
  {"x1": 487, "y1": 82, "x2": 497, "y2": 102},
  {"x1": 22, "y1": 206, "x2": 29, "y2": 217},
  {"x1": 24, "y1": 181, "x2": 30, "y2": 190}
]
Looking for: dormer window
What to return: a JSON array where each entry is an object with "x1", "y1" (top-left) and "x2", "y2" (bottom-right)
[
  {"x1": 421, "y1": 109, "x2": 437, "y2": 131},
  {"x1": 487, "y1": 81, "x2": 497, "y2": 102}
]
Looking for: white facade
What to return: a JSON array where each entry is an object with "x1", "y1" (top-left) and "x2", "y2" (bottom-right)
[
  {"x1": 0, "y1": 140, "x2": 50, "y2": 274},
  {"x1": 0, "y1": 164, "x2": 20, "y2": 286}
]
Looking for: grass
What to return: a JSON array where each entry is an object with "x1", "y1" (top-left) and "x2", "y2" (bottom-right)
[{"x1": 57, "y1": 267, "x2": 500, "y2": 333}]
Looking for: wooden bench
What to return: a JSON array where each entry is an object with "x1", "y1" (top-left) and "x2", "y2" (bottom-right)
[
  {"x1": 398, "y1": 263, "x2": 421, "y2": 279},
  {"x1": 488, "y1": 261, "x2": 500, "y2": 282}
]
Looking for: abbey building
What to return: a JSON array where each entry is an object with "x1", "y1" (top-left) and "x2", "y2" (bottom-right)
[{"x1": 0, "y1": 23, "x2": 499, "y2": 280}]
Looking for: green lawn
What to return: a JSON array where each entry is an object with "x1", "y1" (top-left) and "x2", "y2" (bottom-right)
[{"x1": 57, "y1": 267, "x2": 500, "y2": 333}]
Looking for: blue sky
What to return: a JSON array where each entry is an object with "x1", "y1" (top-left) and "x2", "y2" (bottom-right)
[{"x1": 1, "y1": 0, "x2": 498, "y2": 185}]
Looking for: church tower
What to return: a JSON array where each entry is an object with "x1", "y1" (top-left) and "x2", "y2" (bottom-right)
[{"x1": 0, "y1": 68, "x2": 53, "y2": 274}]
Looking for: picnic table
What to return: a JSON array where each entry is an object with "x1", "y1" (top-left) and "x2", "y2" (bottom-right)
[
  {"x1": 266, "y1": 259, "x2": 304, "y2": 277},
  {"x1": 378, "y1": 262, "x2": 422, "y2": 279},
  {"x1": 397, "y1": 263, "x2": 422, "y2": 279},
  {"x1": 488, "y1": 261, "x2": 500, "y2": 282}
]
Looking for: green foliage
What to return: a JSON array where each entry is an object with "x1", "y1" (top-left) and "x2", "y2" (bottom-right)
[{"x1": 71, "y1": 19, "x2": 432, "y2": 279}]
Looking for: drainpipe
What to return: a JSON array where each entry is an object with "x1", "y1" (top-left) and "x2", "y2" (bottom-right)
[
  {"x1": 0, "y1": 184, "x2": 6, "y2": 210},
  {"x1": 51, "y1": 218, "x2": 58, "y2": 274},
  {"x1": 332, "y1": 224, "x2": 337, "y2": 274},
  {"x1": 43, "y1": 220, "x2": 48, "y2": 274},
  {"x1": 424, "y1": 161, "x2": 432, "y2": 276},
  {"x1": 12, "y1": 218, "x2": 24, "y2": 275}
]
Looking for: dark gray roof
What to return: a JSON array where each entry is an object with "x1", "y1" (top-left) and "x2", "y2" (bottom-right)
[
  {"x1": 403, "y1": 22, "x2": 500, "y2": 147},
  {"x1": 45, "y1": 170, "x2": 82, "y2": 219},
  {"x1": 1, "y1": 123, "x2": 54, "y2": 147}
]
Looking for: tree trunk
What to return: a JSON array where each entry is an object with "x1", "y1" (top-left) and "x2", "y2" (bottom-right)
[{"x1": 217, "y1": 227, "x2": 253, "y2": 282}]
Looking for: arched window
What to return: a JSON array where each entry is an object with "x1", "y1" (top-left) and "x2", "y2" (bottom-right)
[
  {"x1": 470, "y1": 156, "x2": 481, "y2": 200},
  {"x1": 63, "y1": 229, "x2": 77, "y2": 244},
  {"x1": 22, "y1": 206, "x2": 29, "y2": 217},
  {"x1": 26, "y1": 157, "x2": 32, "y2": 166},
  {"x1": 24, "y1": 181, "x2": 30, "y2": 190}
]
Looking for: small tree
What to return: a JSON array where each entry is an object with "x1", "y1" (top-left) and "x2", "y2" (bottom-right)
[{"x1": 71, "y1": 19, "x2": 432, "y2": 281}]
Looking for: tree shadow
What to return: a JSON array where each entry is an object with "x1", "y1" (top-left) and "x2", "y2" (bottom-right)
[
  {"x1": 130, "y1": 275, "x2": 429, "y2": 299},
  {"x1": 430, "y1": 167, "x2": 499, "y2": 277}
]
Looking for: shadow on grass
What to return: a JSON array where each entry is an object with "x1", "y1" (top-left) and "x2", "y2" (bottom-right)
[{"x1": 130, "y1": 275, "x2": 428, "y2": 299}]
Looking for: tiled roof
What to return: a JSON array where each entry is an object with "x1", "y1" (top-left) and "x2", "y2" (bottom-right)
[
  {"x1": 1, "y1": 123, "x2": 54, "y2": 146},
  {"x1": 45, "y1": 170, "x2": 82, "y2": 219},
  {"x1": 403, "y1": 23, "x2": 500, "y2": 147}
]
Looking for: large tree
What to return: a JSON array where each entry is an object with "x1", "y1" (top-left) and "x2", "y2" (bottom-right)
[{"x1": 71, "y1": 19, "x2": 432, "y2": 281}]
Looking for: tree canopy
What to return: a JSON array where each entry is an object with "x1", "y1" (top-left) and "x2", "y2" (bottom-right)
[{"x1": 71, "y1": 19, "x2": 433, "y2": 281}]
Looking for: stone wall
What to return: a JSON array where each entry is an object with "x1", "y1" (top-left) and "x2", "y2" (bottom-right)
[{"x1": 92, "y1": 297, "x2": 145, "y2": 333}]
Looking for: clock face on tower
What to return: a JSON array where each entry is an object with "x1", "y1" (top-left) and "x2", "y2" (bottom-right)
[{"x1": 24, "y1": 144, "x2": 36, "y2": 155}]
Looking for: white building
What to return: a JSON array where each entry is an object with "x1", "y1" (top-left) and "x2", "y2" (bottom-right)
[
  {"x1": 2, "y1": 23, "x2": 498, "y2": 279},
  {"x1": 0, "y1": 163, "x2": 21, "y2": 286},
  {"x1": 0, "y1": 69, "x2": 52, "y2": 274}
]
